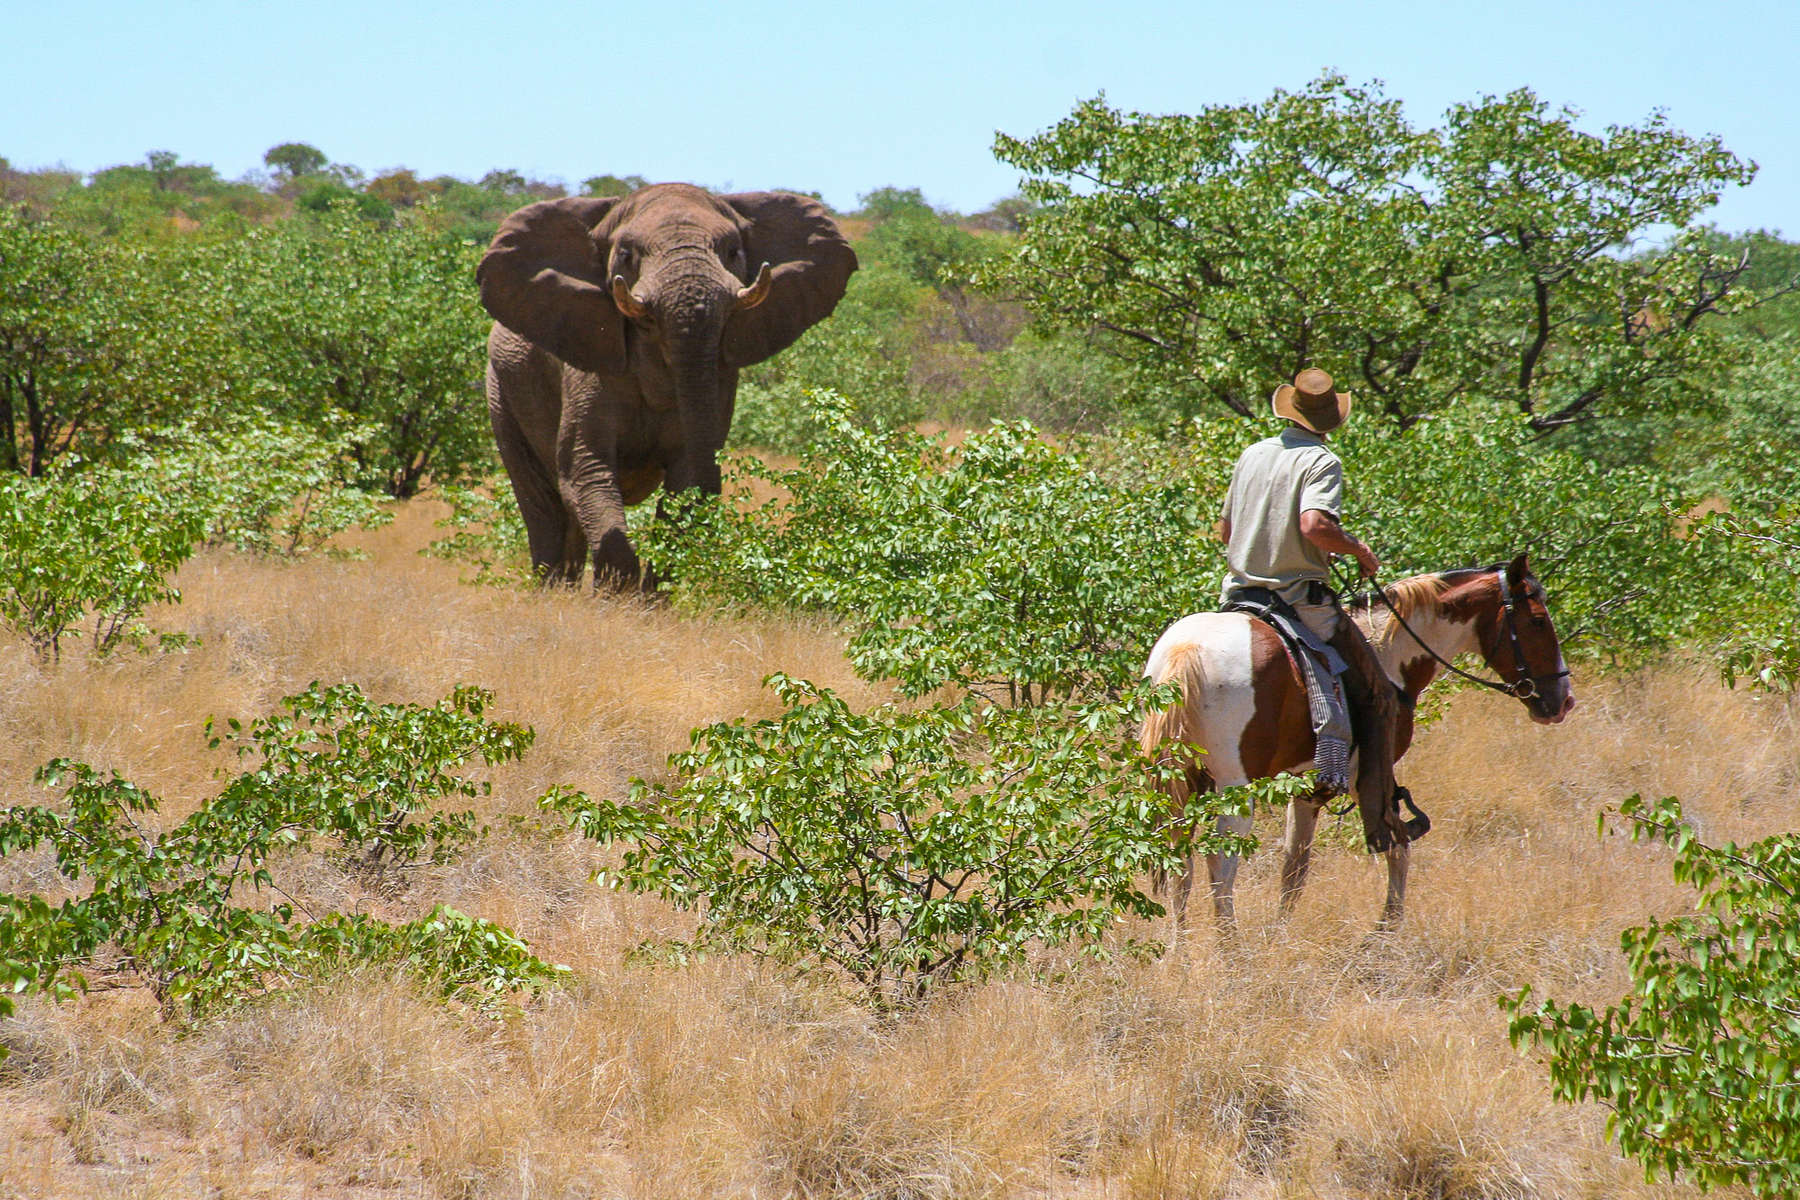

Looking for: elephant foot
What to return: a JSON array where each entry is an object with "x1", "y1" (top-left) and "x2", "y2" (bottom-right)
[{"x1": 591, "y1": 529, "x2": 644, "y2": 593}]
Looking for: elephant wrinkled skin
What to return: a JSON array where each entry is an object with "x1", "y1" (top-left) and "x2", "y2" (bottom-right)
[{"x1": 476, "y1": 183, "x2": 856, "y2": 588}]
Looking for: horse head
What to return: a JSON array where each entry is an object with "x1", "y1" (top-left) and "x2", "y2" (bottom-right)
[{"x1": 1476, "y1": 553, "x2": 1575, "y2": 725}]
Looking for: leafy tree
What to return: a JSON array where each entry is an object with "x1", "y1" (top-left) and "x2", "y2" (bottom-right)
[
  {"x1": 0, "y1": 159, "x2": 82, "y2": 216},
  {"x1": 1698, "y1": 229, "x2": 1800, "y2": 342},
  {"x1": 212, "y1": 205, "x2": 493, "y2": 496},
  {"x1": 1689, "y1": 504, "x2": 1800, "y2": 691},
  {"x1": 862, "y1": 203, "x2": 1004, "y2": 349},
  {"x1": 856, "y1": 185, "x2": 937, "y2": 223},
  {"x1": 1328, "y1": 406, "x2": 1722, "y2": 657},
  {"x1": 1506, "y1": 795, "x2": 1800, "y2": 1196},
  {"x1": 117, "y1": 413, "x2": 395, "y2": 558},
  {"x1": 479, "y1": 168, "x2": 528, "y2": 194},
  {"x1": 296, "y1": 178, "x2": 393, "y2": 222},
  {"x1": 0, "y1": 684, "x2": 560, "y2": 1028},
  {"x1": 263, "y1": 141, "x2": 328, "y2": 182},
  {"x1": 581, "y1": 173, "x2": 647, "y2": 197},
  {"x1": 545, "y1": 674, "x2": 1209, "y2": 1007},
  {"x1": 0, "y1": 208, "x2": 189, "y2": 472},
  {"x1": 967, "y1": 194, "x2": 1035, "y2": 233},
  {"x1": 364, "y1": 168, "x2": 440, "y2": 211},
  {"x1": 986, "y1": 75, "x2": 1757, "y2": 431}
]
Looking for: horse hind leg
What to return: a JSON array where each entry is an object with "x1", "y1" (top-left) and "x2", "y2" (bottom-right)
[
  {"x1": 1205, "y1": 791, "x2": 1254, "y2": 935},
  {"x1": 1163, "y1": 762, "x2": 1209, "y2": 932}
]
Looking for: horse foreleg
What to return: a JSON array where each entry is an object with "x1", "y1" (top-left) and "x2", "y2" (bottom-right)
[
  {"x1": 1278, "y1": 798, "x2": 1325, "y2": 914},
  {"x1": 1379, "y1": 841, "x2": 1411, "y2": 930}
]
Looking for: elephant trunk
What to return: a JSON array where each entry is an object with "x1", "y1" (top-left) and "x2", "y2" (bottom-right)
[
  {"x1": 670, "y1": 354, "x2": 729, "y2": 495},
  {"x1": 641, "y1": 249, "x2": 745, "y2": 496}
]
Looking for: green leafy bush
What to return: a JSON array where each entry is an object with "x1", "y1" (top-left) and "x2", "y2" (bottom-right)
[
  {"x1": 1505, "y1": 795, "x2": 1800, "y2": 1196},
  {"x1": 119, "y1": 414, "x2": 394, "y2": 557},
  {"x1": 423, "y1": 481, "x2": 533, "y2": 585},
  {"x1": 1688, "y1": 506, "x2": 1799, "y2": 691},
  {"x1": 206, "y1": 204, "x2": 494, "y2": 497},
  {"x1": 0, "y1": 464, "x2": 204, "y2": 661},
  {"x1": 0, "y1": 684, "x2": 560, "y2": 1030},
  {"x1": 650, "y1": 393, "x2": 1207, "y2": 701},
  {"x1": 545, "y1": 674, "x2": 1212, "y2": 1007},
  {"x1": 1331, "y1": 406, "x2": 1723, "y2": 659}
]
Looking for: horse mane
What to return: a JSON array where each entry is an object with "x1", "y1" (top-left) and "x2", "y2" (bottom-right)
[{"x1": 1346, "y1": 573, "x2": 1453, "y2": 649}]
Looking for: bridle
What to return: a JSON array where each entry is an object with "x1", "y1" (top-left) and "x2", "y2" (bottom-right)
[{"x1": 1355, "y1": 565, "x2": 1571, "y2": 703}]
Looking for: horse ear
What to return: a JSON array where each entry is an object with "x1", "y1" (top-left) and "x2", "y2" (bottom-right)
[{"x1": 1506, "y1": 552, "x2": 1530, "y2": 584}]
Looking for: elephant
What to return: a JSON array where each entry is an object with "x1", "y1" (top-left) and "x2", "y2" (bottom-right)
[{"x1": 476, "y1": 183, "x2": 857, "y2": 588}]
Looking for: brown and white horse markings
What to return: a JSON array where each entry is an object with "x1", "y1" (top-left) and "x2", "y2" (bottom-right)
[{"x1": 1141, "y1": 554, "x2": 1574, "y2": 931}]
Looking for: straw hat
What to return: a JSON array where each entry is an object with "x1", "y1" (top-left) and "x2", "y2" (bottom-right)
[{"x1": 1271, "y1": 368, "x2": 1352, "y2": 433}]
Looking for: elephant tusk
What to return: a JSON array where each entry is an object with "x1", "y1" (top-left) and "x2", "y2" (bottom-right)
[
  {"x1": 734, "y1": 262, "x2": 773, "y2": 311},
  {"x1": 610, "y1": 274, "x2": 649, "y2": 319}
]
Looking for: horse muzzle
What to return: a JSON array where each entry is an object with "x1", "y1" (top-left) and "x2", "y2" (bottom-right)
[{"x1": 1529, "y1": 689, "x2": 1576, "y2": 725}]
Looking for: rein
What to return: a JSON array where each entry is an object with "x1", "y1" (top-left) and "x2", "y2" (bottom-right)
[{"x1": 1348, "y1": 565, "x2": 1568, "y2": 702}]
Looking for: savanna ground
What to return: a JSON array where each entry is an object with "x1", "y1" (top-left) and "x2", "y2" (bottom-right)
[{"x1": 0, "y1": 500, "x2": 1791, "y2": 1200}]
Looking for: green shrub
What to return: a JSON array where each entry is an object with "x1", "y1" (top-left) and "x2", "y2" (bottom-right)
[
  {"x1": 0, "y1": 464, "x2": 204, "y2": 661},
  {"x1": 1506, "y1": 795, "x2": 1800, "y2": 1196},
  {"x1": 545, "y1": 674, "x2": 1217, "y2": 1007},
  {"x1": 944, "y1": 329, "x2": 1132, "y2": 430},
  {"x1": 650, "y1": 392, "x2": 1208, "y2": 702},
  {"x1": 207, "y1": 204, "x2": 494, "y2": 497},
  {"x1": 119, "y1": 413, "x2": 394, "y2": 557},
  {"x1": 0, "y1": 683, "x2": 560, "y2": 1032},
  {"x1": 423, "y1": 482, "x2": 533, "y2": 585}
]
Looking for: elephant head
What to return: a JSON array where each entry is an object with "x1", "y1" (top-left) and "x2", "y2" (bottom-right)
[{"x1": 476, "y1": 184, "x2": 857, "y2": 495}]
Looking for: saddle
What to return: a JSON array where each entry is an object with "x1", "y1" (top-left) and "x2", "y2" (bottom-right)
[
  {"x1": 1220, "y1": 585, "x2": 1432, "y2": 842},
  {"x1": 1219, "y1": 585, "x2": 1353, "y2": 794}
]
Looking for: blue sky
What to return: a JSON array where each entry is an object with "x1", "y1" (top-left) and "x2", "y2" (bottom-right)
[{"x1": 6, "y1": 0, "x2": 1793, "y2": 234}]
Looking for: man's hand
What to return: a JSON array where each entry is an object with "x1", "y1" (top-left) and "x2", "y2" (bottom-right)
[{"x1": 1299, "y1": 509, "x2": 1380, "y2": 578}]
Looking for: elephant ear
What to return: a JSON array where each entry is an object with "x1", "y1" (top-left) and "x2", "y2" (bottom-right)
[
  {"x1": 476, "y1": 196, "x2": 628, "y2": 375},
  {"x1": 719, "y1": 192, "x2": 859, "y2": 366}
]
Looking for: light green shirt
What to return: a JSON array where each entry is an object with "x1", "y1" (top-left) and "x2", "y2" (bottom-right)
[{"x1": 1218, "y1": 427, "x2": 1345, "y2": 607}]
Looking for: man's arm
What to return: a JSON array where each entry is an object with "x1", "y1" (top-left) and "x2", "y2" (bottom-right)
[
  {"x1": 1299, "y1": 509, "x2": 1379, "y2": 577},
  {"x1": 1217, "y1": 517, "x2": 1231, "y2": 543}
]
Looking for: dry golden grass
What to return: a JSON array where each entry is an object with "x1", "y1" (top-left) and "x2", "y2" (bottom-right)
[{"x1": 0, "y1": 499, "x2": 1788, "y2": 1198}]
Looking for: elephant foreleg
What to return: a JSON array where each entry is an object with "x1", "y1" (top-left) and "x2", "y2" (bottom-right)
[
  {"x1": 556, "y1": 452, "x2": 639, "y2": 592},
  {"x1": 489, "y1": 378, "x2": 577, "y2": 583}
]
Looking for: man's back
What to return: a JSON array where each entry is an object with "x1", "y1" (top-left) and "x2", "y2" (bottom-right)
[{"x1": 1219, "y1": 426, "x2": 1344, "y2": 607}]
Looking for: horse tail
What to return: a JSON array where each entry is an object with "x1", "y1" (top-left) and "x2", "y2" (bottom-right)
[{"x1": 1140, "y1": 642, "x2": 1212, "y2": 896}]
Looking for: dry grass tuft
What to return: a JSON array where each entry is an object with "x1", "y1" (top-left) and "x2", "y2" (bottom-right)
[{"x1": 0, "y1": 499, "x2": 1785, "y2": 1198}]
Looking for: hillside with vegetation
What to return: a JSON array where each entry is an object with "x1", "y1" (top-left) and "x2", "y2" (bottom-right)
[{"x1": 1, "y1": 76, "x2": 1798, "y2": 1197}]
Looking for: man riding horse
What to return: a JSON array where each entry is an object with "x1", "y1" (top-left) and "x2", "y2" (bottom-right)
[{"x1": 1216, "y1": 367, "x2": 1417, "y2": 853}]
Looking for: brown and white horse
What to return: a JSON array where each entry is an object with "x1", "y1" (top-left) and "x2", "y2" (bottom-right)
[{"x1": 1140, "y1": 553, "x2": 1575, "y2": 931}]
